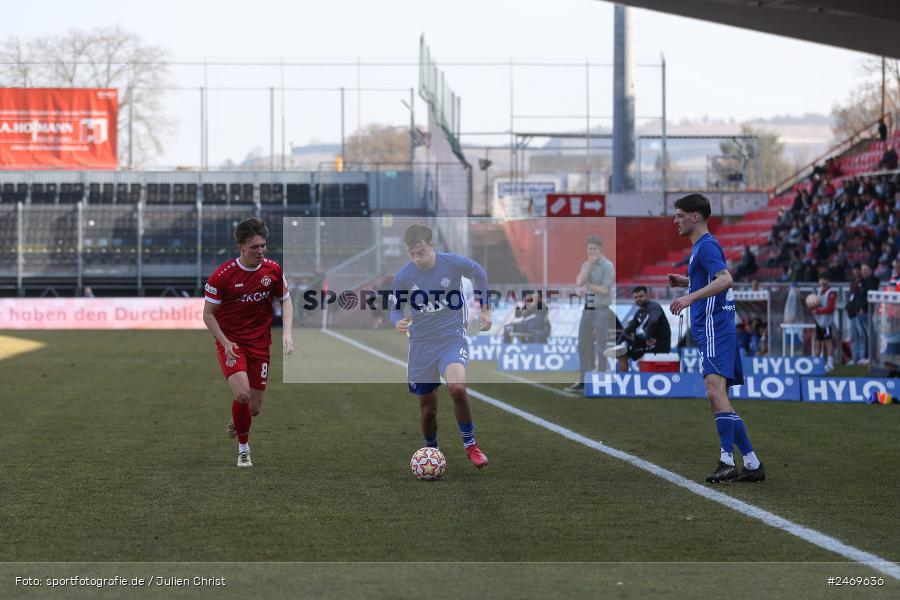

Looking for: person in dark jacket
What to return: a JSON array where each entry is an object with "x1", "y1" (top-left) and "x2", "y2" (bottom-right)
[{"x1": 605, "y1": 286, "x2": 671, "y2": 371}]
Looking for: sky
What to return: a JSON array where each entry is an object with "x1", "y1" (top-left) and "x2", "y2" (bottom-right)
[{"x1": 5, "y1": 0, "x2": 876, "y2": 167}]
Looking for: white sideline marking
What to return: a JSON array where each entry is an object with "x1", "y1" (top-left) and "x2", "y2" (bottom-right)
[
  {"x1": 496, "y1": 371, "x2": 579, "y2": 398},
  {"x1": 322, "y1": 329, "x2": 900, "y2": 580}
]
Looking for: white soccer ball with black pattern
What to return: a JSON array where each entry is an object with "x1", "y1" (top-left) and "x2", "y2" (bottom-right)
[{"x1": 410, "y1": 447, "x2": 446, "y2": 481}]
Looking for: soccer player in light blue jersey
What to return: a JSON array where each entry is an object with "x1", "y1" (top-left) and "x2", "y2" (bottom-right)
[
  {"x1": 667, "y1": 194, "x2": 765, "y2": 484},
  {"x1": 390, "y1": 224, "x2": 492, "y2": 468}
]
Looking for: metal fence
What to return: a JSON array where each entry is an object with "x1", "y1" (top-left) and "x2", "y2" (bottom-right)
[
  {"x1": 620, "y1": 282, "x2": 857, "y2": 359},
  {"x1": 0, "y1": 164, "x2": 472, "y2": 296}
]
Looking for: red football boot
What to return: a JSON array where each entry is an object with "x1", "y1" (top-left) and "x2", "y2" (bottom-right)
[{"x1": 465, "y1": 444, "x2": 490, "y2": 469}]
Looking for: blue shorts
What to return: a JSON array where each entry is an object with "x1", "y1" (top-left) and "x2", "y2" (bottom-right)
[
  {"x1": 694, "y1": 331, "x2": 744, "y2": 387},
  {"x1": 407, "y1": 335, "x2": 469, "y2": 395}
]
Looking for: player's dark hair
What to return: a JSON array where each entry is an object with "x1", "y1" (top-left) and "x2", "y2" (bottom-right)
[
  {"x1": 632, "y1": 286, "x2": 648, "y2": 295},
  {"x1": 585, "y1": 235, "x2": 603, "y2": 248},
  {"x1": 674, "y1": 193, "x2": 712, "y2": 220},
  {"x1": 234, "y1": 218, "x2": 269, "y2": 244},
  {"x1": 404, "y1": 224, "x2": 433, "y2": 248}
]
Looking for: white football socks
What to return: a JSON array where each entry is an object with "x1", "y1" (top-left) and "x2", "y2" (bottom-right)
[
  {"x1": 743, "y1": 451, "x2": 760, "y2": 470},
  {"x1": 239, "y1": 442, "x2": 249, "y2": 454},
  {"x1": 720, "y1": 451, "x2": 735, "y2": 466}
]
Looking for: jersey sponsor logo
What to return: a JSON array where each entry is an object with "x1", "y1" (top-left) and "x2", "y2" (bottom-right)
[
  {"x1": 261, "y1": 275, "x2": 272, "y2": 287},
  {"x1": 204, "y1": 283, "x2": 218, "y2": 295},
  {"x1": 240, "y1": 291, "x2": 270, "y2": 303},
  {"x1": 234, "y1": 283, "x2": 244, "y2": 288},
  {"x1": 726, "y1": 289, "x2": 735, "y2": 302}
]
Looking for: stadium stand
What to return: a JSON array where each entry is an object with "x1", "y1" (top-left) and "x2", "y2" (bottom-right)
[
  {"x1": 0, "y1": 163, "x2": 464, "y2": 294},
  {"x1": 624, "y1": 120, "x2": 900, "y2": 288}
]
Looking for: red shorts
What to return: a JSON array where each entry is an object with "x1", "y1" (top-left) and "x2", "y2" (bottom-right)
[{"x1": 215, "y1": 342, "x2": 270, "y2": 390}]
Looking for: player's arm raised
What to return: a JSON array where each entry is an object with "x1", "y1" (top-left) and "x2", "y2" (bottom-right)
[
  {"x1": 203, "y1": 301, "x2": 240, "y2": 360},
  {"x1": 669, "y1": 269, "x2": 733, "y2": 315}
]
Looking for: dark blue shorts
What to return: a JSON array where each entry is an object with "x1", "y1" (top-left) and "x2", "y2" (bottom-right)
[
  {"x1": 407, "y1": 335, "x2": 469, "y2": 395},
  {"x1": 695, "y1": 331, "x2": 744, "y2": 387}
]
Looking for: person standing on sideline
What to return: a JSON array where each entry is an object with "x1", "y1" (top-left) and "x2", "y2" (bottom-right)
[
  {"x1": 667, "y1": 193, "x2": 765, "y2": 484},
  {"x1": 567, "y1": 236, "x2": 615, "y2": 391}
]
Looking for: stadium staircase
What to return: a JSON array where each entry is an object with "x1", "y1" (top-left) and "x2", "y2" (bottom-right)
[
  {"x1": 470, "y1": 221, "x2": 530, "y2": 283},
  {"x1": 622, "y1": 120, "x2": 900, "y2": 288}
]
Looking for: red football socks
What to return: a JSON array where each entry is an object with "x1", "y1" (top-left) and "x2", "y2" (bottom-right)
[{"x1": 231, "y1": 399, "x2": 251, "y2": 444}]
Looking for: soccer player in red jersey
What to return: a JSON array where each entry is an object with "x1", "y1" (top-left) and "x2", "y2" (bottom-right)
[{"x1": 202, "y1": 218, "x2": 294, "y2": 467}]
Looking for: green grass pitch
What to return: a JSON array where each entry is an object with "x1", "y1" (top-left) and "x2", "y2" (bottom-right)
[{"x1": 1, "y1": 329, "x2": 897, "y2": 599}]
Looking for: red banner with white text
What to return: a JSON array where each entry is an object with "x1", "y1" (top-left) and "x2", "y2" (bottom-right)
[{"x1": 0, "y1": 88, "x2": 118, "y2": 169}]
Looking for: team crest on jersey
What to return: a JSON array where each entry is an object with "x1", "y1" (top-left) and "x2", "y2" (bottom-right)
[
  {"x1": 441, "y1": 277, "x2": 451, "y2": 288},
  {"x1": 261, "y1": 275, "x2": 272, "y2": 287}
]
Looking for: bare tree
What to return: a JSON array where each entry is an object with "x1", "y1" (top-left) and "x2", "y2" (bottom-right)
[
  {"x1": 344, "y1": 124, "x2": 412, "y2": 165},
  {"x1": 0, "y1": 26, "x2": 173, "y2": 167},
  {"x1": 719, "y1": 125, "x2": 792, "y2": 190},
  {"x1": 831, "y1": 58, "x2": 900, "y2": 142}
]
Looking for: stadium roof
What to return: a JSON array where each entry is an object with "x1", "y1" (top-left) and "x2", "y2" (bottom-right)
[{"x1": 607, "y1": 0, "x2": 900, "y2": 59}]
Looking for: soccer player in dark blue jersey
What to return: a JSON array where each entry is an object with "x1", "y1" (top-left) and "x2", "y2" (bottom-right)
[
  {"x1": 389, "y1": 224, "x2": 491, "y2": 468},
  {"x1": 667, "y1": 194, "x2": 765, "y2": 484}
]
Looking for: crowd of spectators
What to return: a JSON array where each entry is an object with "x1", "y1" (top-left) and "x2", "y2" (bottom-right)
[
  {"x1": 737, "y1": 317, "x2": 768, "y2": 357},
  {"x1": 767, "y1": 169, "x2": 900, "y2": 284}
]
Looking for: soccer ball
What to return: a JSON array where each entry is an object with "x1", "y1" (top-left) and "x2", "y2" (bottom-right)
[
  {"x1": 805, "y1": 293, "x2": 820, "y2": 310},
  {"x1": 410, "y1": 447, "x2": 446, "y2": 481}
]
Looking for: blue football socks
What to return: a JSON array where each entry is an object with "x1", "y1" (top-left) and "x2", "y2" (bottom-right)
[{"x1": 714, "y1": 412, "x2": 736, "y2": 466}]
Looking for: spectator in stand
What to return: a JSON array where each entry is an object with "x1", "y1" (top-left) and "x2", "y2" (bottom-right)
[
  {"x1": 877, "y1": 240, "x2": 896, "y2": 266},
  {"x1": 890, "y1": 258, "x2": 900, "y2": 285},
  {"x1": 825, "y1": 256, "x2": 846, "y2": 282},
  {"x1": 756, "y1": 321, "x2": 769, "y2": 357},
  {"x1": 737, "y1": 321, "x2": 751, "y2": 355},
  {"x1": 809, "y1": 258, "x2": 826, "y2": 282},
  {"x1": 782, "y1": 248, "x2": 804, "y2": 283},
  {"x1": 808, "y1": 231, "x2": 829, "y2": 264},
  {"x1": 875, "y1": 257, "x2": 891, "y2": 281},
  {"x1": 747, "y1": 318, "x2": 767, "y2": 357},
  {"x1": 750, "y1": 277, "x2": 761, "y2": 292},
  {"x1": 880, "y1": 145, "x2": 898, "y2": 171},
  {"x1": 878, "y1": 119, "x2": 888, "y2": 142},
  {"x1": 825, "y1": 157, "x2": 842, "y2": 179},
  {"x1": 735, "y1": 246, "x2": 757, "y2": 281}
]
